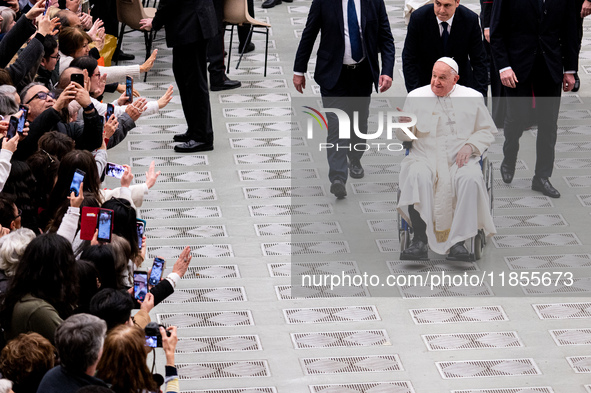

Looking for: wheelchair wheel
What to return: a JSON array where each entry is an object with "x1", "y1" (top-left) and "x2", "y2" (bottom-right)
[
  {"x1": 400, "y1": 229, "x2": 411, "y2": 252},
  {"x1": 474, "y1": 231, "x2": 483, "y2": 261}
]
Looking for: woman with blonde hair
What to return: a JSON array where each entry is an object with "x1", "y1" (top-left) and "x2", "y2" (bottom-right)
[{"x1": 96, "y1": 324, "x2": 179, "y2": 393}]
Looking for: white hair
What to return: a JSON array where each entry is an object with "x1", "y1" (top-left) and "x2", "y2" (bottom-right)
[
  {"x1": 0, "y1": 379, "x2": 13, "y2": 393},
  {"x1": 0, "y1": 228, "x2": 36, "y2": 276}
]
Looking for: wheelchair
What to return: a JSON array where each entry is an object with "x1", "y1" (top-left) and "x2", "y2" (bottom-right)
[{"x1": 397, "y1": 149, "x2": 493, "y2": 261}]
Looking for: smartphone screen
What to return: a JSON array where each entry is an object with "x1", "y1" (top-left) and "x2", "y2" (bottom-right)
[
  {"x1": 133, "y1": 271, "x2": 148, "y2": 301},
  {"x1": 105, "y1": 103, "x2": 114, "y2": 121},
  {"x1": 145, "y1": 336, "x2": 158, "y2": 348},
  {"x1": 18, "y1": 106, "x2": 28, "y2": 134},
  {"x1": 105, "y1": 162, "x2": 125, "y2": 179},
  {"x1": 96, "y1": 209, "x2": 113, "y2": 242},
  {"x1": 149, "y1": 257, "x2": 165, "y2": 286},
  {"x1": 125, "y1": 76, "x2": 133, "y2": 103},
  {"x1": 136, "y1": 220, "x2": 146, "y2": 248},
  {"x1": 44, "y1": 0, "x2": 50, "y2": 15},
  {"x1": 6, "y1": 116, "x2": 18, "y2": 139},
  {"x1": 69, "y1": 169, "x2": 85, "y2": 196},
  {"x1": 71, "y1": 73, "x2": 84, "y2": 86}
]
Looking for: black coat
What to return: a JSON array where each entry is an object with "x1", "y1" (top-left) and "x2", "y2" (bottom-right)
[
  {"x1": 293, "y1": 0, "x2": 395, "y2": 91},
  {"x1": 402, "y1": 4, "x2": 488, "y2": 95},
  {"x1": 490, "y1": 0, "x2": 578, "y2": 84},
  {"x1": 151, "y1": 0, "x2": 217, "y2": 48}
]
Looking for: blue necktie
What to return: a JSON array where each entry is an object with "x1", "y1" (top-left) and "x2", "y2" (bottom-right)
[
  {"x1": 441, "y1": 21, "x2": 449, "y2": 53},
  {"x1": 348, "y1": 0, "x2": 363, "y2": 62}
]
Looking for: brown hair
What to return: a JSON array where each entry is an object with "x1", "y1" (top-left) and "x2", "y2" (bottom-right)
[
  {"x1": 38, "y1": 131, "x2": 76, "y2": 160},
  {"x1": 96, "y1": 325, "x2": 157, "y2": 393},
  {"x1": 0, "y1": 333, "x2": 55, "y2": 392},
  {"x1": 58, "y1": 26, "x2": 92, "y2": 57}
]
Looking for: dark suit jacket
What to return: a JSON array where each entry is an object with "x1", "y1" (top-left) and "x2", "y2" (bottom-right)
[
  {"x1": 480, "y1": 0, "x2": 493, "y2": 29},
  {"x1": 293, "y1": 0, "x2": 395, "y2": 91},
  {"x1": 402, "y1": 4, "x2": 488, "y2": 95},
  {"x1": 490, "y1": 0, "x2": 578, "y2": 85},
  {"x1": 152, "y1": 0, "x2": 217, "y2": 48}
]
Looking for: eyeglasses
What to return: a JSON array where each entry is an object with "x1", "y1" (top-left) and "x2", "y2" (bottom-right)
[
  {"x1": 14, "y1": 208, "x2": 22, "y2": 220},
  {"x1": 50, "y1": 54, "x2": 60, "y2": 60},
  {"x1": 26, "y1": 91, "x2": 56, "y2": 105}
]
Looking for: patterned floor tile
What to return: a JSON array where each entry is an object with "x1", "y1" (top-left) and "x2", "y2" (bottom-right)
[
  {"x1": 367, "y1": 219, "x2": 396, "y2": 232},
  {"x1": 130, "y1": 155, "x2": 208, "y2": 167},
  {"x1": 409, "y1": 306, "x2": 509, "y2": 324},
  {"x1": 262, "y1": 241, "x2": 350, "y2": 256},
  {"x1": 493, "y1": 214, "x2": 567, "y2": 228},
  {"x1": 493, "y1": 178, "x2": 536, "y2": 190},
  {"x1": 492, "y1": 233, "x2": 582, "y2": 248},
  {"x1": 350, "y1": 182, "x2": 398, "y2": 194},
  {"x1": 219, "y1": 93, "x2": 290, "y2": 104},
  {"x1": 175, "y1": 336, "x2": 261, "y2": 353},
  {"x1": 490, "y1": 159, "x2": 529, "y2": 171},
  {"x1": 399, "y1": 283, "x2": 493, "y2": 298},
  {"x1": 135, "y1": 171, "x2": 212, "y2": 183},
  {"x1": 146, "y1": 225, "x2": 227, "y2": 239},
  {"x1": 359, "y1": 201, "x2": 398, "y2": 213},
  {"x1": 229, "y1": 136, "x2": 304, "y2": 148},
  {"x1": 181, "y1": 265, "x2": 240, "y2": 279},
  {"x1": 505, "y1": 254, "x2": 591, "y2": 269},
  {"x1": 238, "y1": 168, "x2": 318, "y2": 181},
  {"x1": 550, "y1": 329, "x2": 591, "y2": 346},
  {"x1": 376, "y1": 239, "x2": 400, "y2": 252},
  {"x1": 229, "y1": 65, "x2": 283, "y2": 75},
  {"x1": 139, "y1": 206, "x2": 222, "y2": 219},
  {"x1": 493, "y1": 196, "x2": 554, "y2": 209},
  {"x1": 521, "y1": 277, "x2": 591, "y2": 295},
  {"x1": 255, "y1": 222, "x2": 341, "y2": 236},
  {"x1": 157, "y1": 311, "x2": 254, "y2": 328},
  {"x1": 276, "y1": 285, "x2": 369, "y2": 299},
  {"x1": 243, "y1": 186, "x2": 324, "y2": 199},
  {"x1": 283, "y1": 306, "x2": 380, "y2": 324},
  {"x1": 567, "y1": 356, "x2": 591, "y2": 373},
  {"x1": 234, "y1": 152, "x2": 311, "y2": 165},
  {"x1": 176, "y1": 361, "x2": 270, "y2": 380},
  {"x1": 224, "y1": 108, "x2": 292, "y2": 118},
  {"x1": 436, "y1": 358, "x2": 541, "y2": 379},
  {"x1": 565, "y1": 176, "x2": 591, "y2": 187},
  {"x1": 291, "y1": 330, "x2": 390, "y2": 349},
  {"x1": 268, "y1": 261, "x2": 360, "y2": 277},
  {"x1": 577, "y1": 194, "x2": 591, "y2": 206},
  {"x1": 533, "y1": 303, "x2": 591, "y2": 319},
  {"x1": 147, "y1": 245, "x2": 233, "y2": 259},
  {"x1": 423, "y1": 332, "x2": 523, "y2": 351},
  {"x1": 309, "y1": 381, "x2": 415, "y2": 393},
  {"x1": 227, "y1": 121, "x2": 299, "y2": 133},
  {"x1": 161, "y1": 288, "x2": 247, "y2": 304},
  {"x1": 182, "y1": 389, "x2": 276, "y2": 393},
  {"x1": 301, "y1": 355, "x2": 402, "y2": 374},
  {"x1": 555, "y1": 141, "x2": 591, "y2": 152},
  {"x1": 451, "y1": 388, "x2": 554, "y2": 393},
  {"x1": 144, "y1": 189, "x2": 217, "y2": 202},
  {"x1": 387, "y1": 260, "x2": 478, "y2": 273},
  {"x1": 555, "y1": 158, "x2": 591, "y2": 169},
  {"x1": 249, "y1": 203, "x2": 332, "y2": 217}
]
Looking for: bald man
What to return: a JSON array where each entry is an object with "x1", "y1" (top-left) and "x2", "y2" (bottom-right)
[{"x1": 397, "y1": 58, "x2": 497, "y2": 261}]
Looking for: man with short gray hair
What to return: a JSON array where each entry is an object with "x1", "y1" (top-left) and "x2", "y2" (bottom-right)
[{"x1": 36, "y1": 314, "x2": 109, "y2": 393}]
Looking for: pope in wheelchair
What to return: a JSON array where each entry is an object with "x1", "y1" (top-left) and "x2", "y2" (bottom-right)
[{"x1": 397, "y1": 57, "x2": 496, "y2": 261}]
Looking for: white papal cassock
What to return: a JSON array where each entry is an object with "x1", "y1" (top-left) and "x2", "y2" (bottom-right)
[{"x1": 396, "y1": 84, "x2": 497, "y2": 255}]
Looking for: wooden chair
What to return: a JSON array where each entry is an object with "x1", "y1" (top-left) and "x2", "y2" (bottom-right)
[
  {"x1": 224, "y1": 0, "x2": 271, "y2": 77},
  {"x1": 115, "y1": 0, "x2": 157, "y2": 81}
]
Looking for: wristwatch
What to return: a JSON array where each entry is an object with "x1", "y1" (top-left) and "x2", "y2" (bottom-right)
[{"x1": 83, "y1": 103, "x2": 95, "y2": 112}]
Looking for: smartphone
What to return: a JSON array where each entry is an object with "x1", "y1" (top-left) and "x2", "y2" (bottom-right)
[
  {"x1": 105, "y1": 162, "x2": 125, "y2": 179},
  {"x1": 105, "y1": 103, "x2": 114, "y2": 121},
  {"x1": 43, "y1": 0, "x2": 50, "y2": 15},
  {"x1": 70, "y1": 73, "x2": 84, "y2": 86},
  {"x1": 133, "y1": 271, "x2": 148, "y2": 301},
  {"x1": 125, "y1": 76, "x2": 133, "y2": 103},
  {"x1": 5, "y1": 116, "x2": 18, "y2": 139},
  {"x1": 69, "y1": 169, "x2": 85, "y2": 196},
  {"x1": 17, "y1": 105, "x2": 28, "y2": 134},
  {"x1": 80, "y1": 206, "x2": 100, "y2": 240},
  {"x1": 96, "y1": 209, "x2": 113, "y2": 243},
  {"x1": 136, "y1": 219, "x2": 146, "y2": 248},
  {"x1": 149, "y1": 257, "x2": 165, "y2": 286}
]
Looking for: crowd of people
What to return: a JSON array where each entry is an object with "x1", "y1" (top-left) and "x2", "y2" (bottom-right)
[{"x1": 0, "y1": 0, "x2": 201, "y2": 390}]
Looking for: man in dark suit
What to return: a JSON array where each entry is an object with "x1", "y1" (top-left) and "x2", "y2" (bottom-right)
[
  {"x1": 490, "y1": 0, "x2": 578, "y2": 198},
  {"x1": 140, "y1": 0, "x2": 216, "y2": 153},
  {"x1": 574, "y1": 0, "x2": 591, "y2": 91},
  {"x1": 402, "y1": 0, "x2": 488, "y2": 96},
  {"x1": 293, "y1": 0, "x2": 395, "y2": 198}
]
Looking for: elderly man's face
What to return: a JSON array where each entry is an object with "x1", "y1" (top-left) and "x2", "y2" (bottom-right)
[
  {"x1": 23, "y1": 85, "x2": 55, "y2": 121},
  {"x1": 430, "y1": 61, "x2": 460, "y2": 97},
  {"x1": 434, "y1": 0, "x2": 460, "y2": 22},
  {"x1": 66, "y1": 0, "x2": 80, "y2": 12}
]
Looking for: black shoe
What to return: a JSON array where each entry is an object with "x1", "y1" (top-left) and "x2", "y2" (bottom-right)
[
  {"x1": 446, "y1": 241, "x2": 472, "y2": 261},
  {"x1": 500, "y1": 159, "x2": 515, "y2": 184},
  {"x1": 330, "y1": 179, "x2": 347, "y2": 199},
  {"x1": 284, "y1": 0, "x2": 293, "y2": 2},
  {"x1": 113, "y1": 50, "x2": 135, "y2": 61},
  {"x1": 573, "y1": 73, "x2": 580, "y2": 93},
  {"x1": 174, "y1": 140, "x2": 214, "y2": 153},
  {"x1": 349, "y1": 159, "x2": 364, "y2": 179},
  {"x1": 173, "y1": 132, "x2": 193, "y2": 143},
  {"x1": 400, "y1": 238, "x2": 428, "y2": 261},
  {"x1": 262, "y1": 0, "x2": 281, "y2": 8},
  {"x1": 532, "y1": 176, "x2": 560, "y2": 198},
  {"x1": 239, "y1": 42, "x2": 255, "y2": 53},
  {"x1": 211, "y1": 78, "x2": 242, "y2": 91}
]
